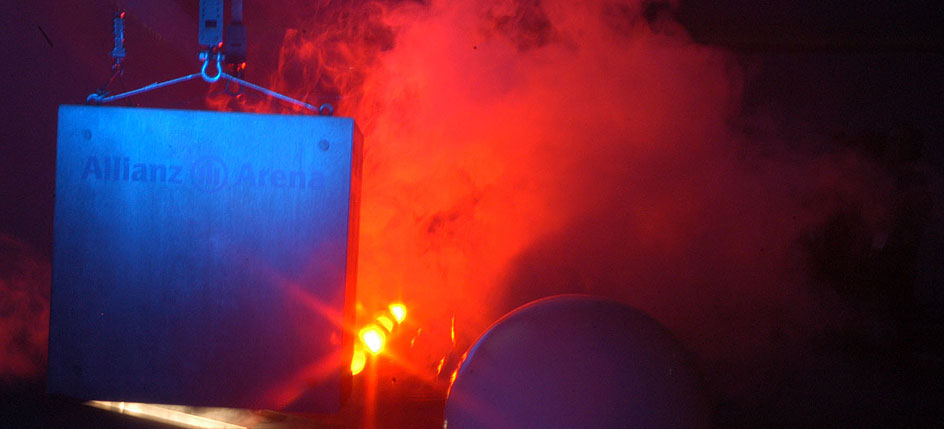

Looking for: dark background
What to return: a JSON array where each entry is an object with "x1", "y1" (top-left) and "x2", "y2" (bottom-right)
[{"x1": 2, "y1": 0, "x2": 942, "y2": 427}]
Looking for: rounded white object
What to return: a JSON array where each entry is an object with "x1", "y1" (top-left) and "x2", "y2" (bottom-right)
[{"x1": 444, "y1": 295, "x2": 709, "y2": 428}]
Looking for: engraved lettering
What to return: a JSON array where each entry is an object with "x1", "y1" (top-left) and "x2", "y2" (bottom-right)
[
  {"x1": 258, "y1": 169, "x2": 269, "y2": 186},
  {"x1": 289, "y1": 171, "x2": 305, "y2": 188},
  {"x1": 82, "y1": 156, "x2": 102, "y2": 179},
  {"x1": 131, "y1": 163, "x2": 147, "y2": 181},
  {"x1": 168, "y1": 166, "x2": 183, "y2": 184},
  {"x1": 270, "y1": 170, "x2": 286, "y2": 187},
  {"x1": 149, "y1": 164, "x2": 166, "y2": 182},
  {"x1": 235, "y1": 163, "x2": 255, "y2": 186}
]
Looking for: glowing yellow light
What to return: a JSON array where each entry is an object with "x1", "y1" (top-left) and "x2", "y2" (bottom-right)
[
  {"x1": 351, "y1": 349, "x2": 366, "y2": 375},
  {"x1": 360, "y1": 326, "x2": 386, "y2": 354},
  {"x1": 446, "y1": 367, "x2": 460, "y2": 397},
  {"x1": 450, "y1": 315, "x2": 456, "y2": 345},
  {"x1": 436, "y1": 357, "x2": 446, "y2": 375},
  {"x1": 376, "y1": 315, "x2": 395, "y2": 332},
  {"x1": 389, "y1": 303, "x2": 407, "y2": 323}
]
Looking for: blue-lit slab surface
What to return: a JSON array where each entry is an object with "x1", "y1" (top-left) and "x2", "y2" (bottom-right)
[{"x1": 49, "y1": 105, "x2": 361, "y2": 412}]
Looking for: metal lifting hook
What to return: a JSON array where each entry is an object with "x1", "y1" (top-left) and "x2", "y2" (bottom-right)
[
  {"x1": 88, "y1": 2, "x2": 337, "y2": 116},
  {"x1": 200, "y1": 53, "x2": 223, "y2": 83}
]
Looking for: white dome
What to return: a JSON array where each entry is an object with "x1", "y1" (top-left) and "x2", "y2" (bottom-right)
[{"x1": 444, "y1": 295, "x2": 709, "y2": 428}]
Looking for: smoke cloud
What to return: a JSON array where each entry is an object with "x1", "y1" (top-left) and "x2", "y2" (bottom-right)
[
  {"x1": 0, "y1": 235, "x2": 50, "y2": 379},
  {"x1": 2, "y1": 0, "x2": 901, "y2": 417},
  {"x1": 252, "y1": 0, "x2": 895, "y2": 401}
]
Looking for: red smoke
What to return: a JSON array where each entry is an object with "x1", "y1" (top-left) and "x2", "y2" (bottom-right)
[
  {"x1": 1, "y1": 0, "x2": 897, "y2": 412},
  {"x1": 247, "y1": 0, "x2": 891, "y2": 378},
  {"x1": 0, "y1": 235, "x2": 50, "y2": 379}
]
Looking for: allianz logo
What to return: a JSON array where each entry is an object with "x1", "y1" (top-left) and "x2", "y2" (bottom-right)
[{"x1": 81, "y1": 155, "x2": 325, "y2": 192}]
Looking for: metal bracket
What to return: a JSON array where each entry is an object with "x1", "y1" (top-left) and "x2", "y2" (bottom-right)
[
  {"x1": 199, "y1": 51, "x2": 224, "y2": 83},
  {"x1": 87, "y1": 5, "x2": 335, "y2": 116}
]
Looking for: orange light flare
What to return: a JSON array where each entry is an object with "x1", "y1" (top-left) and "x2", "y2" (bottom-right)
[
  {"x1": 389, "y1": 303, "x2": 407, "y2": 323},
  {"x1": 230, "y1": 264, "x2": 361, "y2": 408},
  {"x1": 387, "y1": 325, "x2": 464, "y2": 384},
  {"x1": 366, "y1": 341, "x2": 448, "y2": 384},
  {"x1": 446, "y1": 352, "x2": 468, "y2": 397},
  {"x1": 262, "y1": 349, "x2": 347, "y2": 410},
  {"x1": 350, "y1": 302, "x2": 414, "y2": 373},
  {"x1": 348, "y1": 302, "x2": 460, "y2": 385},
  {"x1": 350, "y1": 347, "x2": 367, "y2": 375},
  {"x1": 360, "y1": 325, "x2": 386, "y2": 354},
  {"x1": 447, "y1": 367, "x2": 459, "y2": 396},
  {"x1": 436, "y1": 357, "x2": 446, "y2": 376},
  {"x1": 376, "y1": 315, "x2": 395, "y2": 332},
  {"x1": 353, "y1": 302, "x2": 408, "y2": 361},
  {"x1": 272, "y1": 274, "x2": 346, "y2": 332},
  {"x1": 450, "y1": 315, "x2": 456, "y2": 346}
]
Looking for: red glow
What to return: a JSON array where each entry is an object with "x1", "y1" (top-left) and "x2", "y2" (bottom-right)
[
  {"x1": 0, "y1": 234, "x2": 49, "y2": 378},
  {"x1": 360, "y1": 326, "x2": 386, "y2": 354},
  {"x1": 351, "y1": 348, "x2": 366, "y2": 375},
  {"x1": 208, "y1": 0, "x2": 895, "y2": 389},
  {"x1": 450, "y1": 315, "x2": 456, "y2": 346},
  {"x1": 376, "y1": 315, "x2": 394, "y2": 332},
  {"x1": 262, "y1": 349, "x2": 346, "y2": 410},
  {"x1": 436, "y1": 357, "x2": 446, "y2": 375},
  {"x1": 389, "y1": 303, "x2": 407, "y2": 323}
]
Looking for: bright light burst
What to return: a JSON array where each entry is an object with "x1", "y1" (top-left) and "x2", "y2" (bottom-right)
[
  {"x1": 360, "y1": 326, "x2": 386, "y2": 354},
  {"x1": 350, "y1": 303, "x2": 409, "y2": 375},
  {"x1": 376, "y1": 315, "x2": 394, "y2": 332},
  {"x1": 350, "y1": 349, "x2": 367, "y2": 375},
  {"x1": 389, "y1": 303, "x2": 407, "y2": 323}
]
